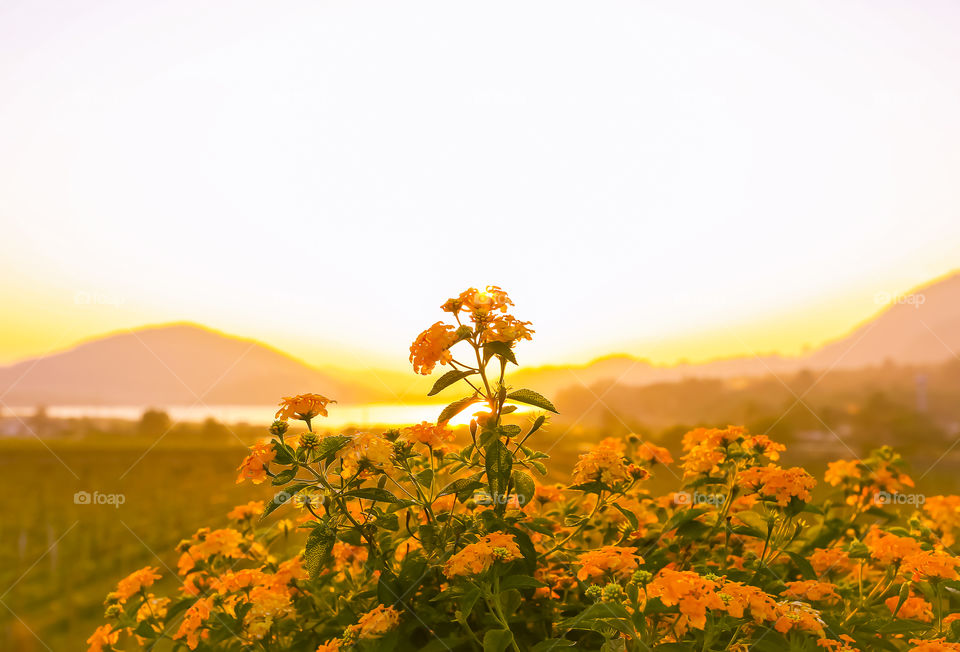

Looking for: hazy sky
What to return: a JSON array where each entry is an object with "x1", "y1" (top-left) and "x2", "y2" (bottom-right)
[{"x1": 2, "y1": 1, "x2": 959, "y2": 371}]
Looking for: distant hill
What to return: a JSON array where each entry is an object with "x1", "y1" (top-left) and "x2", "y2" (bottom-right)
[
  {"x1": 509, "y1": 272, "x2": 960, "y2": 398},
  {"x1": 3, "y1": 272, "x2": 958, "y2": 410},
  {"x1": 0, "y1": 323, "x2": 383, "y2": 406}
]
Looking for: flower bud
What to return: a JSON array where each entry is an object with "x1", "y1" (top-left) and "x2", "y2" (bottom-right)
[
  {"x1": 269, "y1": 420, "x2": 289, "y2": 437},
  {"x1": 602, "y1": 583, "x2": 625, "y2": 602},
  {"x1": 585, "y1": 585, "x2": 603, "y2": 601}
]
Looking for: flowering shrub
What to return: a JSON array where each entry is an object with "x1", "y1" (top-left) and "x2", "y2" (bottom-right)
[{"x1": 90, "y1": 287, "x2": 960, "y2": 651}]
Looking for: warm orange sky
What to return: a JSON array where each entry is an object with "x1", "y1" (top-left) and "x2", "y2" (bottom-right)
[{"x1": 2, "y1": 2, "x2": 959, "y2": 371}]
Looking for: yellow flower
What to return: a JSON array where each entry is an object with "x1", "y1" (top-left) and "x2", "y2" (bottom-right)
[
  {"x1": 409, "y1": 322, "x2": 459, "y2": 375},
  {"x1": 276, "y1": 393, "x2": 334, "y2": 421}
]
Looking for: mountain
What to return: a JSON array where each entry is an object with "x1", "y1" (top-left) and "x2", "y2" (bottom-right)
[
  {"x1": 0, "y1": 323, "x2": 383, "y2": 406},
  {"x1": 3, "y1": 272, "x2": 958, "y2": 410},
  {"x1": 509, "y1": 271, "x2": 960, "y2": 397}
]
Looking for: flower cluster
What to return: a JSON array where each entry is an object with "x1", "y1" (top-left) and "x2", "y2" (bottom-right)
[{"x1": 90, "y1": 288, "x2": 960, "y2": 652}]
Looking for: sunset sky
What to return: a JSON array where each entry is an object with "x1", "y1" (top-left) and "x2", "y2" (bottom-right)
[{"x1": 2, "y1": 1, "x2": 959, "y2": 371}]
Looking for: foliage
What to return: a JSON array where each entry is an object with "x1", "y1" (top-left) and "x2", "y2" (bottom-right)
[{"x1": 90, "y1": 288, "x2": 960, "y2": 652}]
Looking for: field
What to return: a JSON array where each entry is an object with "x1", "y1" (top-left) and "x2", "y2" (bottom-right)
[
  {"x1": 0, "y1": 438, "x2": 266, "y2": 651},
  {"x1": 4, "y1": 417, "x2": 960, "y2": 651}
]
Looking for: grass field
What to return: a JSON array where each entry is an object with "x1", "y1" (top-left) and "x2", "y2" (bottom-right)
[{"x1": 0, "y1": 439, "x2": 270, "y2": 651}]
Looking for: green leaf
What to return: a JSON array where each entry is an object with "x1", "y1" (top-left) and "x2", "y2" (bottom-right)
[
  {"x1": 498, "y1": 575, "x2": 547, "y2": 591},
  {"x1": 483, "y1": 341, "x2": 518, "y2": 366},
  {"x1": 271, "y1": 468, "x2": 297, "y2": 485},
  {"x1": 345, "y1": 487, "x2": 399, "y2": 503},
  {"x1": 787, "y1": 551, "x2": 817, "y2": 581},
  {"x1": 315, "y1": 435, "x2": 352, "y2": 459},
  {"x1": 438, "y1": 396, "x2": 480, "y2": 425},
  {"x1": 485, "y1": 440, "x2": 513, "y2": 500},
  {"x1": 304, "y1": 525, "x2": 336, "y2": 579},
  {"x1": 428, "y1": 369, "x2": 478, "y2": 396},
  {"x1": 614, "y1": 503, "x2": 640, "y2": 531},
  {"x1": 527, "y1": 414, "x2": 546, "y2": 437},
  {"x1": 531, "y1": 640, "x2": 575, "y2": 651},
  {"x1": 483, "y1": 629, "x2": 514, "y2": 652},
  {"x1": 416, "y1": 469, "x2": 434, "y2": 488},
  {"x1": 505, "y1": 389, "x2": 558, "y2": 414},
  {"x1": 511, "y1": 470, "x2": 536, "y2": 507},
  {"x1": 438, "y1": 478, "x2": 485, "y2": 497},
  {"x1": 271, "y1": 440, "x2": 296, "y2": 465},
  {"x1": 499, "y1": 424, "x2": 522, "y2": 438},
  {"x1": 260, "y1": 483, "x2": 312, "y2": 521}
]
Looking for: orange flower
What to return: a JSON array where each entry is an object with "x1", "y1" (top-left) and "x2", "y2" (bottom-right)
[
  {"x1": 646, "y1": 570, "x2": 724, "y2": 631},
  {"x1": 743, "y1": 434, "x2": 786, "y2": 460},
  {"x1": 227, "y1": 501, "x2": 264, "y2": 520},
  {"x1": 177, "y1": 528, "x2": 247, "y2": 575},
  {"x1": 571, "y1": 439, "x2": 631, "y2": 486},
  {"x1": 635, "y1": 441, "x2": 674, "y2": 465},
  {"x1": 87, "y1": 624, "x2": 120, "y2": 652},
  {"x1": 482, "y1": 315, "x2": 534, "y2": 344},
  {"x1": 680, "y1": 427, "x2": 744, "y2": 476},
  {"x1": 923, "y1": 495, "x2": 960, "y2": 546},
  {"x1": 886, "y1": 595, "x2": 934, "y2": 622},
  {"x1": 174, "y1": 596, "x2": 214, "y2": 650},
  {"x1": 824, "y1": 459, "x2": 861, "y2": 486},
  {"x1": 781, "y1": 580, "x2": 840, "y2": 604},
  {"x1": 865, "y1": 530, "x2": 923, "y2": 565},
  {"x1": 115, "y1": 566, "x2": 162, "y2": 602},
  {"x1": 575, "y1": 546, "x2": 641, "y2": 581},
  {"x1": 738, "y1": 464, "x2": 816, "y2": 506},
  {"x1": 809, "y1": 547, "x2": 852, "y2": 576},
  {"x1": 316, "y1": 640, "x2": 342, "y2": 652},
  {"x1": 773, "y1": 601, "x2": 825, "y2": 638},
  {"x1": 908, "y1": 639, "x2": 960, "y2": 652},
  {"x1": 276, "y1": 393, "x2": 334, "y2": 421},
  {"x1": 443, "y1": 533, "x2": 522, "y2": 578},
  {"x1": 718, "y1": 580, "x2": 778, "y2": 623},
  {"x1": 902, "y1": 549, "x2": 960, "y2": 581},
  {"x1": 533, "y1": 483, "x2": 565, "y2": 505},
  {"x1": 339, "y1": 432, "x2": 394, "y2": 476},
  {"x1": 817, "y1": 635, "x2": 860, "y2": 652},
  {"x1": 403, "y1": 421, "x2": 454, "y2": 448},
  {"x1": 409, "y1": 322, "x2": 459, "y2": 375},
  {"x1": 446, "y1": 286, "x2": 513, "y2": 318},
  {"x1": 237, "y1": 442, "x2": 275, "y2": 484},
  {"x1": 347, "y1": 605, "x2": 402, "y2": 639}
]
